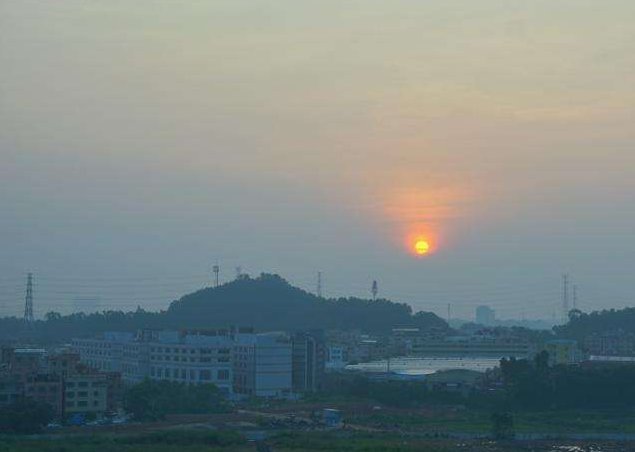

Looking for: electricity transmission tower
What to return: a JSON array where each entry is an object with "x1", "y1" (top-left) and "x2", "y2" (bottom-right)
[
  {"x1": 562, "y1": 274, "x2": 569, "y2": 323},
  {"x1": 371, "y1": 280, "x2": 378, "y2": 300},
  {"x1": 23, "y1": 273, "x2": 34, "y2": 328}
]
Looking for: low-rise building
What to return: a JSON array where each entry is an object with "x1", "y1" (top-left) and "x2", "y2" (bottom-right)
[
  {"x1": 585, "y1": 330, "x2": 635, "y2": 357},
  {"x1": 24, "y1": 374, "x2": 64, "y2": 416},
  {"x1": 326, "y1": 346, "x2": 348, "y2": 370},
  {"x1": 47, "y1": 353, "x2": 82, "y2": 378},
  {"x1": 410, "y1": 336, "x2": 532, "y2": 358},
  {"x1": 64, "y1": 373, "x2": 109, "y2": 415}
]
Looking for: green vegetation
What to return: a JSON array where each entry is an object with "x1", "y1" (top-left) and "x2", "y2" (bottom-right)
[
  {"x1": 0, "y1": 400, "x2": 55, "y2": 435},
  {"x1": 318, "y1": 373, "x2": 500, "y2": 409},
  {"x1": 490, "y1": 412, "x2": 514, "y2": 439},
  {"x1": 271, "y1": 431, "x2": 459, "y2": 452},
  {"x1": 350, "y1": 409, "x2": 635, "y2": 434},
  {"x1": 123, "y1": 379, "x2": 230, "y2": 421},
  {"x1": 555, "y1": 306, "x2": 635, "y2": 341},
  {"x1": 501, "y1": 351, "x2": 635, "y2": 410},
  {"x1": 0, "y1": 431, "x2": 247, "y2": 452},
  {"x1": 0, "y1": 274, "x2": 448, "y2": 341}
]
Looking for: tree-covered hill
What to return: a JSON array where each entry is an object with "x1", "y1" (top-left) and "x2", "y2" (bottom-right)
[
  {"x1": 0, "y1": 274, "x2": 448, "y2": 341},
  {"x1": 167, "y1": 273, "x2": 447, "y2": 332}
]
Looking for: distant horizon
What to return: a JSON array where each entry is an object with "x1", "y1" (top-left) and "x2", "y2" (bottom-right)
[{"x1": 0, "y1": 270, "x2": 603, "y2": 325}]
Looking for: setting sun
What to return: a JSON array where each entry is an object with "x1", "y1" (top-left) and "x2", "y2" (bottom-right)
[{"x1": 414, "y1": 240, "x2": 430, "y2": 255}]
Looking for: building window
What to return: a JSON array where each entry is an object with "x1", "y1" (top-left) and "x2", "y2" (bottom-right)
[
  {"x1": 67, "y1": 392, "x2": 75, "y2": 398},
  {"x1": 217, "y1": 370, "x2": 229, "y2": 380},
  {"x1": 199, "y1": 370, "x2": 211, "y2": 380},
  {"x1": 78, "y1": 391, "x2": 88, "y2": 397},
  {"x1": 78, "y1": 401, "x2": 87, "y2": 407}
]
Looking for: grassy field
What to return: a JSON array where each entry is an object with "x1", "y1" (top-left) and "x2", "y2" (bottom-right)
[
  {"x1": 270, "y1": 431, "x2": 632, "y2": 452},
  {"x1": 348, "y1": 409, "x2": 635, "y2": 434},
  {"x1": 2, "y1": 429, "x2": 634, "y2": 452},
  {"x1": 0, "y1": 430, "x2": 251, "y2": 452}
]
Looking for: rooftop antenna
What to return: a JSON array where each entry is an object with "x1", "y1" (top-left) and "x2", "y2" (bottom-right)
[
  {"x1": 212, "y1": 264, "x2": 220, "y2": 288},
  {"x1": 562, "y1": 274, "x2": 569, "y2": 323},
  {"x1": 371, "y1": 280, "x2": 378, "y2": 300},
  {"x1": 23, "y1": 273, "x2": 34, "y2": 328},
  {"x1": 317, "y1": 271, "x2": 322, "y2": 298}
]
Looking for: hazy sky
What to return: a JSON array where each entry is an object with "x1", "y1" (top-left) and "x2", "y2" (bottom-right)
[{"x1": 1, "y1": 0, "x2": 634, "y2": 321}]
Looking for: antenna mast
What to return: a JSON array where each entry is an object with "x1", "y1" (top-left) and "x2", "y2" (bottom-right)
[{"x1": 212, "y1": 264, "x2": 220, "y2": 288}]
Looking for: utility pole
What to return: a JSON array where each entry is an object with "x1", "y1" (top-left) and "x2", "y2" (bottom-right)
[
  {"x1": 23, "y1": 273, "x2": 34, "y2": 328},
  {"x1": 212, "y1": 264, "x2": 220, "y2": 288},
  {"x1": 317, "y1": 271, "x2": 322, "y2": 298},
  {"x1": 562, "y1": 274, "x2": 569, "y2": 323},
  {"x1": 371, "y1": 280, "x2": 378, "y2": 300}
]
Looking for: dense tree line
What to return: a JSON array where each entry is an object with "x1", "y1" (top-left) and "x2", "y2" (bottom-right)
[
  {"x1": 322, "y1": 353, "x2": 635, "y2": 412},
  {"x1": 0, "y1": 274, "x2": 448, "y2": 341},
  {"x1": 123, "y1": 380, "x2": 230, "y2": 421},
  {"x1": 500, "y1": 352, "x2": 635, "y2": 410},
  {"x1": 554, "y1": 307, "x2": 635, "y2": 341}
]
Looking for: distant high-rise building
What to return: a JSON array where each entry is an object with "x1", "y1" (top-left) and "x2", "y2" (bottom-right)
[{"x1": 475, "y1": 305, "x2": 496, "y2": 326}]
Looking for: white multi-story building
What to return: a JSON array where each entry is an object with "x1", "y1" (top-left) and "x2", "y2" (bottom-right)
[
  {"x1": 233, "y1": 332, "x2": 292, "y2": 397},
  {"x1": 148, "y1": 331, "x2": 233, "y2": 394},
  {"x1": 73, "y1": 330, "x2": 234, "y2": 394},
  {"x1": 72, "y1": 332, "x2": 134, "y2": 373}
]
